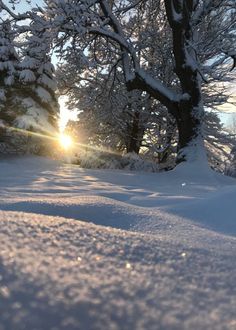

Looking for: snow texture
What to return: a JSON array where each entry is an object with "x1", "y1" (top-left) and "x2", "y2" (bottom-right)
[
  {"x1": 74, "y1": 151, "x2": 159, "y2": 172},
  {"x1": 15, "y1": 97, "x2": 56, "y2": 134},
  {"x1": 35, "y1": 86, "x2": 52, "y2": 103},
  {"x1": 0, "y1": 89, "x2": 6, "y2": 102},
  {"x1": 137, "y1": 68, "x2": 180, "y2": 103},
  {"x1": 0, "y1": 156, "x2": 236, "y2": 330},
  {"x1": 19, "y1": 69, "x2": 36, "y2": 83},
  {"x1": 38, "y1": 72, "x2": 57, "y2": 91}
]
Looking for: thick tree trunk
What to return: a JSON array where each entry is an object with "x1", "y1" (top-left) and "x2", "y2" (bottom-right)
[
  {"x1": 175, "y1": 102, "x2": 203, "y2": 163},
  {"x1": 164, "y1": 0, "x2": 206, "y2": 163},
  {"x1": 126, "y1": 111, "x2": 144, "y2": 154},
  {"x1": 126, "y1": 139, "x2": 141, "y2": 154}
]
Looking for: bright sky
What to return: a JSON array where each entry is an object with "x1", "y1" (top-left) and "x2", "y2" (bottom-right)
[
  {"x1": 58, "y1": 97, "x2": 78, "y2": 132},
  {"x1": 217, "y1": 82, "x2": 236, "y2": 126}
]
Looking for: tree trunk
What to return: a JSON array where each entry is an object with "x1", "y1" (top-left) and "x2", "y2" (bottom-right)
[
  {"x1": 175, "y1": 99, "x2": 204, "y2": 163},
  {"x1": 126, "y1": 138, "x2": 141, "y2": 154},
  {"x1": 164, "y1": 0, "x2": 206, "y2": 163},
  {"x1": 126, "y1": 111, "x2": 144, "y2": 154}
]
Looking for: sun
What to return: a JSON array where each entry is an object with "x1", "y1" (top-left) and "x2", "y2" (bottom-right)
[{"x1": 59, "y1": 134, "x2": 73, "y2": 149}]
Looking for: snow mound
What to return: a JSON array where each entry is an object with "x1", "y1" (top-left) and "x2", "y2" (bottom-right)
[
  {"x1": 0, "y1": 211, "x2": 236, "y2": 330},
  {"x1": 0, "y1": 156, "x2": 236, "y2": 236},
  {"x1": 0, "y1": 156, "x2": 236, "y2": 329},
  {"x1": 73, "y1": 151, "x2": 159, "y2": 172}
]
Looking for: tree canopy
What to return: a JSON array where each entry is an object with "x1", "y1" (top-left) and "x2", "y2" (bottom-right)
[{"x1": 0, "y1": 0, "x2": 235, "y2": 164}]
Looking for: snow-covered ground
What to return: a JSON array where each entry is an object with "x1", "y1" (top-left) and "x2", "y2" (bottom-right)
[{"x1": 0, "y1": 156, "x2": 236, "y2": 330}]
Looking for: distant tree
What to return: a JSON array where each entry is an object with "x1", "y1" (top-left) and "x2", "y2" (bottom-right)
[
  {"x1": 204, "y1": 111, "x2": 234, "y2": 172},
  {"x1": 57, "y1": 63, "x2": 153, "y2": 153}
]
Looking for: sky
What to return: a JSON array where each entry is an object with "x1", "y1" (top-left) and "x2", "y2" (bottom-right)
[{"x1": 59, "y1": 97, "x2": 78, "y2": 132}]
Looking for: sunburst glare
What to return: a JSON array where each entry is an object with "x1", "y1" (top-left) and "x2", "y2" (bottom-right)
[{"x1": 59, "y1": 134, "x2": 73, "y2": 149}]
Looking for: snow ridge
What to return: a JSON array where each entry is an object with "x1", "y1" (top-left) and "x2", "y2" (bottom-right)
[{"x1": 0, "y1": 157, "x2": 236, "y2": 330}]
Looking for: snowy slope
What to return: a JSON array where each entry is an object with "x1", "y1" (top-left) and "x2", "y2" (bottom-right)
[{"x1": 0, "y1": 156, "x2": 236, "y2": 330}]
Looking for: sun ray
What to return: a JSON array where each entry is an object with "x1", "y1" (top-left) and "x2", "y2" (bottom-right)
[
  {"x1": 59, "y1": 134, "x2": 73, "y2": 149},
  {"x1": 5, "y1": 126, "x2": 57, "y2": 141},
  {"x1": 2, "y1": 123, "x2": 122, "y2": 157}
]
